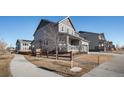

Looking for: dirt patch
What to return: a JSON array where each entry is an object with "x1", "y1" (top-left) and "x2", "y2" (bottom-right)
[{"x1": 0, "y1": 54, "x2": 14, "y2": 77}]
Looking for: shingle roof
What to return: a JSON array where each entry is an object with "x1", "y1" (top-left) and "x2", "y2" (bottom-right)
[
  {"x1": 79, "y1": 31, "x2": 106, "y2": 41},
  {"x1": 36, "y1": 19, "x2": 56, "y2": 31},
  {"x1": 79, "y1": 31, "x2": 104, "y2": 35},
  {"x1": 34, "y1": 17, "x2": 77, "y2": 36},
  {"x1": 34, "y1": 19, "x2": 57, "y2": 36},
  {"x1": 17, "y1": 39, "x2": 32, "y2": 43}
]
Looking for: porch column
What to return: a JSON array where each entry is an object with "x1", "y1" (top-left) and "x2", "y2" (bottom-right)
[{"x1": 79, "y1": 40, "x2": 82, "y2": 53}]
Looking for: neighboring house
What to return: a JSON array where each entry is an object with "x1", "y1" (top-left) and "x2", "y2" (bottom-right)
[
  {"x1": 79, "y1": 31, "x2": 107, "y2": 51},
  {"x1": 32, "y1": 17, "x2": 89, "y2": 53},
  {"x1": 16, "y1": 39, "x2": 32, "y2": 53},
  {"x1": 106, "y1": 41, "x2": 116, "y2": 51}
]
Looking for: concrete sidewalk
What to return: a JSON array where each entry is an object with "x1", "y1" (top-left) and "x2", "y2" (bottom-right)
[
  {"x1": 83, "y1": 54, "x2": 124, "y2": 77},
  {"x1": 10, "y1": 54, "x2": 61, "y2": 77}
]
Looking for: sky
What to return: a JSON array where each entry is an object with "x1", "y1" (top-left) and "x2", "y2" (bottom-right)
[{"x1": 0, "y1": 16, "x2": 124, "y2": 47}]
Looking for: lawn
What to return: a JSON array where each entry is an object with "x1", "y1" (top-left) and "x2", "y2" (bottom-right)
[
  {"x1": 0, "y1": 53, "x2": 14, "y2": 77},
  {"x1": 25, "y1": 54, "x2": 113, "y2": 77}
]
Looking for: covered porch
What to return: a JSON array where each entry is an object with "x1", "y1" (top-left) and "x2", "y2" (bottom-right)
[
  {"x1": 58, "y1": 34, "x2": 81, "y2": 52},
  {"x1": 67, "y1": 36, "x2": 81, "y2": 52}
]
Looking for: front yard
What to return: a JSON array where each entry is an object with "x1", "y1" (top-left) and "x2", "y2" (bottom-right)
[
  {"x1": 74, "y1": 54, "x2": 113, "y2": 64},
  {"x1": 25, "y1": 54, "x2": 113, "y2": 77},
  {"x1": 0, "y1": 53, "x2": 14, "y2": 77}
]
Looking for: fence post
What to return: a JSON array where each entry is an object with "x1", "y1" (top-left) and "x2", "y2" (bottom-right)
[
  {"x1": 46, "y1": 51, "x2": 48, "y2": 58},
  {"x1": 98, "y1": 55, "x2": 100, "y2": 65},
  {"x1": 70, "y1": 51, "x2": 73, "y2": 68}
]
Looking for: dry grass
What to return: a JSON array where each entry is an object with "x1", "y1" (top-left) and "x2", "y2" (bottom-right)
[
  {"x1": 0, "y1": 54, "x2": 14, "y2": 77},
  {"x1": 25, "y1": 55, "x2": 97, "y2": 77},
  {"x1": 25, "y1": 54, "x2": 113, "y2": 77},
  {"x1": 74, "y1": 54, "x2": 113, "y2": 64}
]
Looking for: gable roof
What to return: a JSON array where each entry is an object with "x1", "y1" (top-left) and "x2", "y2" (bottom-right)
[
  {"x1": 33, "y1": 19, "x2": 56, "y2": 36},
  {"x1": 79, "y1": 31, "x2": 106, "y2": 41},
  {"x1": 79, "y1": 31, "x2": 103, "y2": 35},
  {"x1": 16, "y1": 39, "x2": 32, "y2": 44},
  {"x1": 36, "y1": 19, "x2": 56, "y2": 31},
  {"x1": 58, "y1": 16, "x2": 76, "y2": 31},
  {"x1": 33, "y1": 17, "x2": 77, "y2": 36}
]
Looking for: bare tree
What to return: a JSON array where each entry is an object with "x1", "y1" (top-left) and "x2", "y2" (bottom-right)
[
  {"x1": 0, "y1": 39, "x2": 8, "y2": 55},
  {"x1": 0, "y1": 39, "x2": 7, "y2": 50},
  {"x1": 41, "y1": 23, "x2": 59, "y2": 60}
]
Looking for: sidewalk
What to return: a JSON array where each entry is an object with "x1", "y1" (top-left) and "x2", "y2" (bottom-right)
[
  {"x1": 83, "y1": 54, "x2": 124, "y2": 77},
  {"x1": 10, "y1": 54, "x2": 61, "y2": 77}
]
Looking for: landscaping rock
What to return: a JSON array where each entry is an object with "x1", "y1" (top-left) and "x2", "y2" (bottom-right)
[{"x1": 70, "y1": 67, "x2": 82, "y2": 72}]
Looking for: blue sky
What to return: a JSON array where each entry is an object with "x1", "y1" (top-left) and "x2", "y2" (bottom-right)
[{"x1": 0, "y1": 16, "x2": 124, "y2": 47}]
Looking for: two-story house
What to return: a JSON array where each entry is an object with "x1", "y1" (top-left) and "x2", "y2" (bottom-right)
[
  {"x1": 79, "y1": 31, "x2": 107, "y2": 51},
  {"x1": 106, "y1": 41, "x2": 116, "y2": 51},
  {"x1": 16, "y1": 39, "x2": 32, "y2": 53},
  {"x1": 32, "y1": 17, "x2": 89, "y2": 54}
]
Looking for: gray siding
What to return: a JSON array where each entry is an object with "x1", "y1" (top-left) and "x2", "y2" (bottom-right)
[
  {"x1": 34, "y1": 23, "x2": 57, "y2": 52},
  {"x1": 33, "y1": 17, "x2": 89, "y2": 53},
  {"x1": 80, "y1": 33, "x2": 99, "y2": 50},
  {"x1": 79, "y1": 31, "x2": 106, "y2": 51}
]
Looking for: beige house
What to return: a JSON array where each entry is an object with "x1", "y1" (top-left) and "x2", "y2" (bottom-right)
[{"x1": 32, "y1": 17, "x2": 89, "y2": 53}]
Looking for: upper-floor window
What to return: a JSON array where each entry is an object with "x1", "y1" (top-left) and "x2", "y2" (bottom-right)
[
  {"x1": 98, "y1": 35, "x2": 102, "y2": 40},
  {"x1": 61, "y1": 27, "x2": 64, "y2": 31}
]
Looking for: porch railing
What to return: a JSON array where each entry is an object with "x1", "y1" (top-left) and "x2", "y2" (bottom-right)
[{"x1": 68, "y1": 45, "x2": 79, "y2": 51}]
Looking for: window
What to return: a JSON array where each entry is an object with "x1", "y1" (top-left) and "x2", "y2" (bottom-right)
[
  {"x1": 29, "y1": 46, "x2": 31, "y2": 50},
  {"x1": 98, "y1": 35, "x2": 103, "y2": 40},
  {"x1": 43, "y1": 41, "x2": 45, "y2": 45},
  {"x1": 61, "y1": 27, "x2": 64, "y2": 31},
  {"x1": 46, "y1": 40, "x2": 48, "y2": 45},
  {"x1": 44, "y1": 40, "x2": 48, "y2": 45},
  {"x1": 84, "y1": 37, "x2": 86, "y2": 39}
]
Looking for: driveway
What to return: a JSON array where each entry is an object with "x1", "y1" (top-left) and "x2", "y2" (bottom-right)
[
  {"x1": 83, "y1": 54, "x2": 124, "y2": 77},
  {"x1": 10, "y1": 54, "x2": 61, "y2": 77}
]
